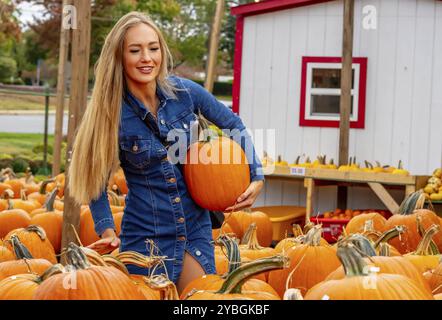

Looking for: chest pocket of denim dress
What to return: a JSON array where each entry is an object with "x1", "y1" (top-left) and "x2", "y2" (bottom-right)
[
  {"x1": 120, "y1": 137, "x2": 151, "y2": 169},
  {"x1": 169, "y1": 110, "x2": 197, "y2": 134}
]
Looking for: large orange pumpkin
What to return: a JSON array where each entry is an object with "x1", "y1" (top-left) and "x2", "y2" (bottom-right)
[
  {"x1": 33, "y1": 243, "x2": 146, "y2": 300},
  {"x1": 183, "y1": 133, "x2": 250, "y2": 211},
  {"x1": 383, "y1": 191, "x2": 442, "y2": 253},
  {"x1": 29, "y1": 187, "x2": 63, "y2": 253},
  {"x1": 5, "y1": 225, "x2": 57, "y2": 264},
  {"x1": 0, "y1": 273, "x2": 42, "y2": 300},
  {"x1": 224, "y1": 209, "x2": 273, "y2": 247},
  {"x1": 304, "y1": 242, "x2": 434, "y2": 300},
  {"x1": 345, "y1": 212, "x2": 387, "y2": 235},
  {"x1": 268, "y1": 225, "x2": 340, "y2": 296},
  {"x1": 0, "y1": 236, "x2": 53, "y2": 281},
  {"x1": 326, "y1": 255, "x2": 432, "y2": 294},
  {"x1": 0, "y1": 208, "x2": 31, "y2": 238}
]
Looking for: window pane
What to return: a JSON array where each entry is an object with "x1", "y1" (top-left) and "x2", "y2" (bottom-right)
[
  {"x1": 311, "y1": 94, "x2": 354, "y2": 116},
  {"x1": 312, "y1": 68, "x2": 355, "y2": 89}
]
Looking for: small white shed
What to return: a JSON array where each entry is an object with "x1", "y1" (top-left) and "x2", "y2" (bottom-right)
[{"x1": 231, "y1": 0, "x2": 442, "y2": 212}]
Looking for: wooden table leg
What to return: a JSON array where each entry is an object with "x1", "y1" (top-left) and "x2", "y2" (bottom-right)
[
  {"x1": 304, "y1": 178, "x2": 314, "y2": 225},
  {"x1": 367, "y1": 182, "x2": 400, "y2": 214},
  {"x1": 405, "y1": 185, "x2": 415, "y2": 197}
]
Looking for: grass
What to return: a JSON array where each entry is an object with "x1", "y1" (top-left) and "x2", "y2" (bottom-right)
[
  {"x1": 0, "y1": 132, "x2": 54, "y2": 158},
  {"x1": 0, "y1": 92, "x2": 71, "y2": 111}
]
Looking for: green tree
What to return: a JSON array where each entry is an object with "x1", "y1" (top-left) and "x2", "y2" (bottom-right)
[{"x1": 0, "y1": 56, "x2": 17, "y2": 82}]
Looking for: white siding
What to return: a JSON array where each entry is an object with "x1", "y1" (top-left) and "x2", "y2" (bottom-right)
[{"x1": 240, "y1": 0, "x2": 442, "y2": 212}]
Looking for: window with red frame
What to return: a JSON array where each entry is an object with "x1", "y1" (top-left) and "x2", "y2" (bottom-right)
[{"x1": 299, "y1": 56, "x2": 367, "y2": 129}]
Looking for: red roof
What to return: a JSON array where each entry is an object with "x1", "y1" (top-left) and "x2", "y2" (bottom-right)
[{"x1": 231, "y1": 0, "x2": 442, "y2": 17}]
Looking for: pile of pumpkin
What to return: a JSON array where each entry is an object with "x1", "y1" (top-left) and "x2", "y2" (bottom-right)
[
  {"x1": 1, "y1": 167, "x2": 442, "y2": 300},
  {"x1": 262, "y1": 154, "x2": 410, "y2": 176},
  {"x1": 423, "y1": 168, "x2": 442, "y2": 201}
]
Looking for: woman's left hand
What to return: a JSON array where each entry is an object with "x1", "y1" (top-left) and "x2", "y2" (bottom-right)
[{"x1": 225, "y1": 180, "x2": 264, "y2": 212}]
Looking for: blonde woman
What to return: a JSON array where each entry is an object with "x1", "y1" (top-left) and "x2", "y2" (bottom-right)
[{"x1": 69, "y1": 12, "x2": 264, "y2": 293}]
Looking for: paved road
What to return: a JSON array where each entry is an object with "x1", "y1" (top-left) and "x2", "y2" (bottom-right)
[{"x1": 0, "y1": 100, "x2": 232, "y2": 134}]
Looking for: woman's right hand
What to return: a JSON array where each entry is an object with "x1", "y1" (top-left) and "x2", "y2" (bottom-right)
[{"x1": 87, "y1": 228, "x2": 121, "y2": 255}]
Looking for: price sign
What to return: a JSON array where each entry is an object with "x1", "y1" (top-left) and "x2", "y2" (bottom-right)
[{"x1": 290, "y1": 166, "x2": 306, "y2": 176}]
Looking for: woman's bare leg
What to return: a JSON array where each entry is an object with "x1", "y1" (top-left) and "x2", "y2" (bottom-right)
[{"x1": 176, "y1": 252, "x2": 206, "y2": 295}]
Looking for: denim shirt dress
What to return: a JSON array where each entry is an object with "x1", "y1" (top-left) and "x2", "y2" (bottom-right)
[{"x1": 89, "y1": 76, "x2": 265, "y2": 283}]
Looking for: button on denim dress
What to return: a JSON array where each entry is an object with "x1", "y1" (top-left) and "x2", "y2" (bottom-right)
[{"x1": 89, "y1": 76, "x2": 264, "y2": 283}]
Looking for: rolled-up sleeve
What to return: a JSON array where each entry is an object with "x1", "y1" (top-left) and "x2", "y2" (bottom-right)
[
  {"x1": 180, "y1": 78, "x2": 264, "y2": 182},
  {"x1": 89, "y1": 189, "x2": 115, "y2": 237}
]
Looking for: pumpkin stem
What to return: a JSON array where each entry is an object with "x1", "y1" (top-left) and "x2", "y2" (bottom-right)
[
  {"x1": 337, "y1": 241, "x2": 371, "y2": 277},
  {"x1": 378, "y1": 242, "x2": 392, "y2": 257},
  {"x1": 43, "y1": 187, "x2": 58, "y2": 211},
  {"x1": 342, "y1": 233, "x2": 377, "y2": 257},
  {"x1": 291, "y1": 224, "x2": 304, "y2": 238},
  {"x1": 102, "y1": 255, "x2": 130, "y2": 276},
  {"x1": 39, "y1": 263, "x2": 66, "y2": 282},
  {"x1": 413, "y1": 223, "x2": 441, "y2": 256},
  {"x1": 303, "y1": 224, "x2": 323, "y2": 246},
  {"x1": 39, "y1": 179, "x2": 55, "y2": 195},
  {"x1": 65, "y1": 242, "x2": 92, "y2": 269},
  {"x1": 374, "y1": 225, "x2": 406, "y2": 249},
  {"x1": 416, "y1": 216, "x2": 440, "y2": 255},
  {"x1": 144, "y1": 274, "x2": 179, "y2": 300},
  {"x1": 241, "y1": 223, "x2": 263, "y2": 249},
  {"x1": 216, "y1": 234, "x2": 241, "y2": 276},
  {"x1": 115, "y1": 251, "x2": 167, "y2": 269},
  {"x1": 196, "y1": 110, "x2": 212, "y2": 143},
  {"x1": 10, "y1": 235, "x2": 34, "y2": 259},
  {"x1": 24, "y1": 225, "x2": 48, "y2": 241},
  {"x1": 216, "y1": 255, "x2": 289, "y2": 294},
  {"x1": 362, "y1": 220, "x2": 382, "y2": 241},
  {"x1": 397, "y1": 190, "x2": 426, "y2": 215}
]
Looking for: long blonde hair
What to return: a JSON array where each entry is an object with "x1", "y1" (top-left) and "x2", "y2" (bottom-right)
[{"x1": 69, "y1": 12, "x2": 176, "y2": 205}]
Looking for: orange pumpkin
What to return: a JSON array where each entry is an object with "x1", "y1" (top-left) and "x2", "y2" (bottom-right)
[
  {"x1": 0, "y1": 208, "x2": 31, "y2": 238},
  {"x1": 304, "y1": 242, "x2": 434, "y2": 300},
  {"x1": 0, "y1": 239, "x2": 15, "y2": 262},
  {"x1": 27, "y1": 179, "x2": 54, "y2": 206},
  {"x1": 0, "y1": 273, "x2": 42, "y2": 300},
  {"x1": 80, "y1": 208, "x2": 123, "y2": 247},
  {"x1": 384, "y1": 191, "x2": 442, "y2": 253},
  {"x1": 33, "y1": 243, "x2": 146, "y2": 300},
  {"x1": 183, "y1": 133, "x2": 250, "y2": 212},
  {"x1": 326, "y1": 255, "x2": 432, "y2": 294},
  {"x1": 345, "y1": 212, "x2": 386, "y2": 235},
  {"x1": 268, "y1": 226, "x2": 340, "y2": 296},
  {"x1": 5, "y1": 225, "x2": 57, "y2": 264},
  {"x1": 29, "y1": 187, "x2": 63, "y2": 254},
  {"x1": 0, "y1": 236, "x2": 53, "y2": 281},
  {"x1": 224, "y1": 209, "x2": 273, "y2": 247}
]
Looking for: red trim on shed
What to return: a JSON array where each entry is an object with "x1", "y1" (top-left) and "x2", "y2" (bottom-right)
[{"x1": 232, "y1": 15, "x2": 244, "y2": 115}]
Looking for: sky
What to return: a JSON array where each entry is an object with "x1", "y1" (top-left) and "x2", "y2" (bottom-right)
[{"x1": 15, "y1": 1, "x2": 46, "y2": 30}]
